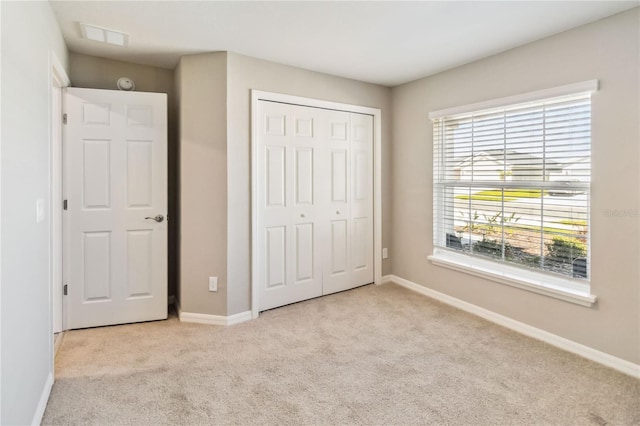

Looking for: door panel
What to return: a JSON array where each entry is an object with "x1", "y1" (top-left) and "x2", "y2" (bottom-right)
[
  {"x1": 331, "y1": 121, "x2": 347, "y2": 140},
  {"x1": 353, "y1": 151, "x2": 368, "y2": 202},
  {"x1": 349, "y1": 113, "x2": 374, "y2": 286},
  {"x1": 266, "y1": 113, "x2": 286, "y2": 136},
  {"x1": 331, "y1": 150, "x2": 348, "y2": 202},
  {"x1": 127, "y1": 230, "x2": 153, "y2": 297},
  {"x1": 295, "y1": 147, "x2": 314, "y2": 205},
  {"x1": 352, "y1": 217, "x2": 370, "y2": 270},
  {"x1": 127, "y1": 140, "x2": 153, "y2": 207},
  {"x1": 330, "y1": 220, "x2": 348, "y2": 274},
  {"x1": 294, "y1": 117, "x2": 313, "y2": 138},
  {"x1": 82, "y1": 102, "x2": 110, "y2": 125},
  {"x1": 266, "y1": 146, "x2": 286, "y2": 207},
  {"x1": 266, "y1": 226, "x2": 286, "y2": 289},
  {"x1": 127, "y1": 105, "x2": 153, "y2": 127},
  {"x1": 295, "y1": 223, "x2": 314, "y2": 282},
  {"x1": 65, "y1": 87, "x2": 167, "y2": 329},
  {"x1": 321, "y1": 110, "x2": 351, "y2": 294},
  {"x1": 83, "y1": 231, "x2": 111, "y2": 301},
  {"x1": 82, "y1": 140, "x2": 111, "y2": 209}
]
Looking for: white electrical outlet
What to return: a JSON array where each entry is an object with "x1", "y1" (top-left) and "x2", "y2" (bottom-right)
[
  {"x1": 208, "y1": 276, "x2": 218, "y2": 292},
  {"x1": 382, "y1": 248, "x2": 388, "y2": 259}
]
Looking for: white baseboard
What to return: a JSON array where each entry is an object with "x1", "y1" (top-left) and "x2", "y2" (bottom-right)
[
  {"x1": 226, "y1": 311, "x2": 253, "y2": 325},
  {"x1": 175, "y1": 299, "x2": 252, "y2": 326},
  {"x1": 31, "y1": 372, "x2": 53, "y2": 425},
  {"x1": 382, "y1": 274, "x2": 640, "y2": 379},
  {"x1": 53, "y1": 331, "x2": 65, "y2": 358}
]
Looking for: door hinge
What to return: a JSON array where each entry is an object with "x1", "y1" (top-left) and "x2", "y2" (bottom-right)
[
  {"x1": 63, "y1": 199, "x2": 68, "y2": 210},
  {"x1": 62, "y1": 113, "x2": 67, "y2": 125},
  {"x1": 63, "y1": 284, "x2": 68, "y2": 296}
]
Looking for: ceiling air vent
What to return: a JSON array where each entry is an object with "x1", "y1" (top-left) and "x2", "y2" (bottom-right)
[{"x1": 79, "y1": 23, "x2": 129, "y2": 47}]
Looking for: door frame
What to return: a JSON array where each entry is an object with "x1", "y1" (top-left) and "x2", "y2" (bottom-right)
[
  {"x1": 50, "y1": 51, "x2": 70, "y2": 335},
  {"x1": 250, "y1": 90, "x2": 383, "y2": 319}
]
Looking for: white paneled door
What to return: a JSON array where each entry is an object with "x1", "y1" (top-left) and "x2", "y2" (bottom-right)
[
  {"x1": 257, "y1": 102, "x2": 324, "y2": 311},
  {"x1": 323, "y1": 111, "x2": 374, "y2": 295},
  {"x1": 257, "y1": 101, "x2": 373, "y2": 311},
  {"x1": 64, "y1": 88, "x2": 167, "y2": 329}
]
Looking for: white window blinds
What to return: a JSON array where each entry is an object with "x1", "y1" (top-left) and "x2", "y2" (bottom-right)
[{"x1": 432, "y1": 90, "x2": 592, "y2": 281}]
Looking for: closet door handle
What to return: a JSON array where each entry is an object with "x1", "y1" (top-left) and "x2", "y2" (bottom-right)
[
  {"x1": 300, "y1": 213, "x2": 306, "y2": 218},
  {"x1": 336, "y1": 210, "x2": 340, "y2": 215}
]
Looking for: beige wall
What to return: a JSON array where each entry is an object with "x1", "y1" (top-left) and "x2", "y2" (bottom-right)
[
  {"x1": 68, "y1": 53, "x2": 179, "y2": 299},
  {"x1": 226, "y1": 53, "x2": 393, "y2": 314},
  {"x1": 69, "y1": 52, "x2": 174, "y2": 93},
  {"x1": 391, "y1": 9, "x2": 639, "y2": 363},
  {"x1": 176, "y1": 53, "x2": 228, "y2": 315},
  {"x1": 1, "y1": 1, "x2": 68, "y2": 423}
]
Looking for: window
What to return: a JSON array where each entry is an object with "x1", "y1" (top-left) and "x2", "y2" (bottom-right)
[{"x1": 430, "y1": 81, "x2": 597, "y2": 301}]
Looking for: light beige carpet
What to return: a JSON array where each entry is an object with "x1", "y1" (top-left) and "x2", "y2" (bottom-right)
[{"x1": 43, "y1": 283, "x2": 639, "y2": 425}]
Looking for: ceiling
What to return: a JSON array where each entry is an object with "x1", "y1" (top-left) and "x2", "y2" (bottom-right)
[{"x1": 50, "y1": 1, "x2": 638, "y2": 87}]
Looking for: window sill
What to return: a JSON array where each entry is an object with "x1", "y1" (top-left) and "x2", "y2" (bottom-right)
[{"x1": 428, "y1": 249, "x2": 597, "y2": 307}]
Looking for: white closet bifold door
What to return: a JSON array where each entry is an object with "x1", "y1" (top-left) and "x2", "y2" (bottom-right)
[{"x1": 257, "y1": 101, "x2": 373, "y2": 311}]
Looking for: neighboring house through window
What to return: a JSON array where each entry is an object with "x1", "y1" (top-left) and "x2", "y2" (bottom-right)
[{"x1": 429, "y1": 81, "x2": 598, "y2": 303}]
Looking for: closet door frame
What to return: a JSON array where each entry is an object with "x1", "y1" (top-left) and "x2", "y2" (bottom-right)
[{"x1": 251, "y1": 90, "x2": 382, "y2": 319}]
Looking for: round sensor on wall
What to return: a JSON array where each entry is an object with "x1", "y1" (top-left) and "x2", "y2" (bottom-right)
[{"x1": 117, "y1": 77, "x2": 135, "y2": 91}]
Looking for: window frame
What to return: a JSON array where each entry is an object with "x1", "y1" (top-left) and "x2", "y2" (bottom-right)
[{"x1": 429, "y1": 81, "x2": 598, "y2": 307}]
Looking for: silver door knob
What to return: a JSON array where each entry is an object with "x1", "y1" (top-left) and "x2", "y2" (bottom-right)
[{"x1": 145, "y1": 215, "x2": 164, "y2": 223}]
